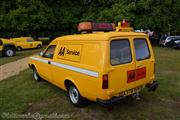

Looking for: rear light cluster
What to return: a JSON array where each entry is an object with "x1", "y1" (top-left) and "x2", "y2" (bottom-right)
[{"x1": 102, "y1": 74, "x2": 108, "y2": 89}]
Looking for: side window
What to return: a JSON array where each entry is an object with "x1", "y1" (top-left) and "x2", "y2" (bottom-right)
[
  {"x1": 110, "y1": 39, "x2": 132, "y2": 65},
  {"x1": 43, "y1": 45, "x2": 56, "y2": 59},
  {"x1": 174, "y1": 37, "x2": 180, "y2": 41},
  {"x1": 27, "y1": 39, "x2": 34, "y2": 42},
  {"x1": 134, "y1": 38, "x2": 150, "y2": 61}
]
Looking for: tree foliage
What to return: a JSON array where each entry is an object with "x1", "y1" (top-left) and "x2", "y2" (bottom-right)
[{"x1": 0, "y1": 0, "x2": 179, "y2": 37}]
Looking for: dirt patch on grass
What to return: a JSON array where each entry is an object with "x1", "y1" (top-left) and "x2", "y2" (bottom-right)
[{"x1": 0, "y1": 57, "x2": 29, "y2": 81}]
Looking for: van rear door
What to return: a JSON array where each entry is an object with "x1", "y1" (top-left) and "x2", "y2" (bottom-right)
[
  {"x1": 108, "y1": 38, "x2": 137, "y2": 95},
  {"x1": 133, "y1": 38, "x2": 154, "y2": 86}
]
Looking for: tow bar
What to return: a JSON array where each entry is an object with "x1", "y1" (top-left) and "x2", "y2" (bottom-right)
[{"x1": 132, "y1": 92, "x2": 141, "y2": 100}]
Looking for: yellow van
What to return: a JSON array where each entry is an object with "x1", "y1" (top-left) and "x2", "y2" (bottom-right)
[
  {"x1": 11, "y1": 37, "x2": 42, "y2": 51},
  {"x1": 28, "y1": 31, "x2": 158, "y2": 107}
]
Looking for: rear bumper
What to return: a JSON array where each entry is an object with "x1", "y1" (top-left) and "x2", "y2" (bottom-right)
[
  {"x1": 96, "y1": 96, "x2": 126, "y2": 107},
  {"x1": 97, "y1": 81, "x2": 159, "y2": 106}
]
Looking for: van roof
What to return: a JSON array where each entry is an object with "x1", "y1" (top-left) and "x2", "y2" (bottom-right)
[
  {"x1": 12, "y1": 37, "x2": 32, "y2": 40},
  {"x1": 54, "y1": 32, "x2": 146, "y2": 41}
]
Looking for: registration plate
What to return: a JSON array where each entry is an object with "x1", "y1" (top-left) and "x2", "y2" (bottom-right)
[{"x1": 119, "y1": 85, "x2": 143, "y2": 96}]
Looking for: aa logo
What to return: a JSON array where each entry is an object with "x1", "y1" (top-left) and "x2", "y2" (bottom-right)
[
  {"x1": 128, "y1": 72, "x2": 135, "y2": 80},
  {"x1": 58, "y1": 47, "x2": 66, "y2": 56}
]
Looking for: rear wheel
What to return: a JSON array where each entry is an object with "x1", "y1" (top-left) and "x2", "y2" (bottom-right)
[
  {"x1": 37, "y1": 45, "x2": 42, "y2": 49},
  {"x1": 67, "y1": 83, "x2": 87, "y2": 107},
  {"x1": 3, "y1": 47, "x2": 15, "y2": 57}
]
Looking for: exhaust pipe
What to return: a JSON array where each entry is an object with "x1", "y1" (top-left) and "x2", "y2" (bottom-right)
[{"x1": 146, "y1": 81, "x2": 159, "y2": 91}]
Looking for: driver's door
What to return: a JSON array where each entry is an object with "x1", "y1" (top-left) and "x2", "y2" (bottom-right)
[
  {"x1": 37, "y1": 45, "x2": 56, "y2": 81},
  {"x1": 26, "y1": 39, "x2": 34, "y2": 48}
]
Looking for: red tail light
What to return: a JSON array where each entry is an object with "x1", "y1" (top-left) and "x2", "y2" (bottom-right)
[{"x1": 102, "y1": 74, "x2": 108, "y2": 89}]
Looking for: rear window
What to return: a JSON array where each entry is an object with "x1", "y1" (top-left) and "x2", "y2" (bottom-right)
[
  {"x1": 134, "y1": 38, "x2": 150, "y2": 61},
  {"x1": 110, "y1": 39, "x2": 132, "y2": 65}
]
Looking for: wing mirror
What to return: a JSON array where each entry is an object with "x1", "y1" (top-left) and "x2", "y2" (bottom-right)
[{"x1": 39, "y1": 52, "x2": 44, "y2": 56}]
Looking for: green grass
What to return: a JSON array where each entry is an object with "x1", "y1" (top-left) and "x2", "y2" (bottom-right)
[
  {"x1": 0, "y1": 47, "x2": 180, "y2": 120},
  {"x1": 0, "y1": 47, "x2": 45, "y2": 66}
]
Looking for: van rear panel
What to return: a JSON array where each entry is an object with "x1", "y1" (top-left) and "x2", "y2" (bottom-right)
[{"x1": 106, "y1": 36, "x2": 154, "y2": 97}]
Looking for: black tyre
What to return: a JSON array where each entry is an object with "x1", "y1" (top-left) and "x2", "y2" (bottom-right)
[
  {"x1": 68, "y1": 83, "x2": 87, "y2": 107},
  {"x1": 17, "y1": 46, "x2": 22, "y2": 51},
  {"x1": 171, "y1": 42, "x2": 177, "y2": 49},
  {"x1": 37, "y1": 45, "x2": 42, "y2": 49},
  {"x1": 3, "y1": 47, "x2": 15, "y2": 57},
  {"x1": 33, "y1": 68, "x2": 42, "y2": 81}
]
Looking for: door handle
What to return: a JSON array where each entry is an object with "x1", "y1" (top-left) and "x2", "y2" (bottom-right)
[
  {"x1": 107, "y1": 67, "x2": 115, "y2": 73},
  {"x1": 48, "y1": 61, "x2": 51, "y2": 64}
]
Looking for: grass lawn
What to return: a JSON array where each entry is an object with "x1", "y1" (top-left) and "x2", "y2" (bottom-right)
[
  {"x1": 0, "y1": 47, "x2": 45, "y2": 66},
  {"x1": 0, "y1": 47, "x2": 179, "y2": 120}
]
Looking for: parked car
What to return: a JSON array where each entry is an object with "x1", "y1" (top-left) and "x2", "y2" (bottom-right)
[
  {"x1": 11, "y1": 37, "x2": 42, "y2": 51},
  {"x1": 160, "y1": 36, "x2": 180, "y2": 48},
  {"x1": 0, "y1": 38, "x2": 16, "y2": 57},
  {"x1": 28, "y1": 22, "x2": 158, "y2": 107},
  {"x1": 169, "y1": 39, "x2": 180, "y2": 48}
]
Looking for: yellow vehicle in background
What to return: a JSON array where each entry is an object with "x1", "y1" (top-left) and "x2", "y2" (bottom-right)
[
  {"x1": 11, "y1": 37, "x2": 42, "y2": 51},
  {"x1": 29, "y1": 22, "x2": 158, "y2": 107},
  {"x1": 0, "y1": 38, "x2": 16, "y2": 57}
]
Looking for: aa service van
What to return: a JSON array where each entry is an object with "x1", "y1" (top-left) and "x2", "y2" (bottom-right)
[{"x1": 29, "y1": 22, "x2": 158, "y2": 107}]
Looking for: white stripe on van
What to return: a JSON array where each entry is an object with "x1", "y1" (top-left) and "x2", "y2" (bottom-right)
[
  {"x1": 30, "y1": 57, "x2": 99, "y2": 78},
  {"x1": 30, "y1": 57, "x2": 48, "y2": 64}
]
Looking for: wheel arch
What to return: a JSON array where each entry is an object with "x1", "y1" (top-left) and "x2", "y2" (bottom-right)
[
  {"x1": 3, "y1": 44, "x2": 16, "y2": 49},
  {"x1": 29, "y1": 64, "x2": 37, "y2": 70},
  {"x1": 17, "y1": 46, "x2": 22, "y2": 50},
  {"x1": 64, "y1": 78, "x2": 81, "y2": 94}
]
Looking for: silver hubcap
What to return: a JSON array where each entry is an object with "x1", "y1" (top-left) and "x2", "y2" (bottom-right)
[
  {"x1": 69, "y1": 86, "x2": 79, "y2": 104},
  {"x1": 6, "y1": 50, "x2": 13, "y2": 56},
  {"x1": 33, "y1": 70, "x2": 38, "y2": 80}
]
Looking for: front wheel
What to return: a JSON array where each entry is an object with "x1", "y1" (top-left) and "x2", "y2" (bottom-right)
[
  {"x1": 33, "y1": 68, "x2": 42, "y2": 81},
  {"x1": 68, "y1": 84, "x2": 87, "y2": 107}
]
